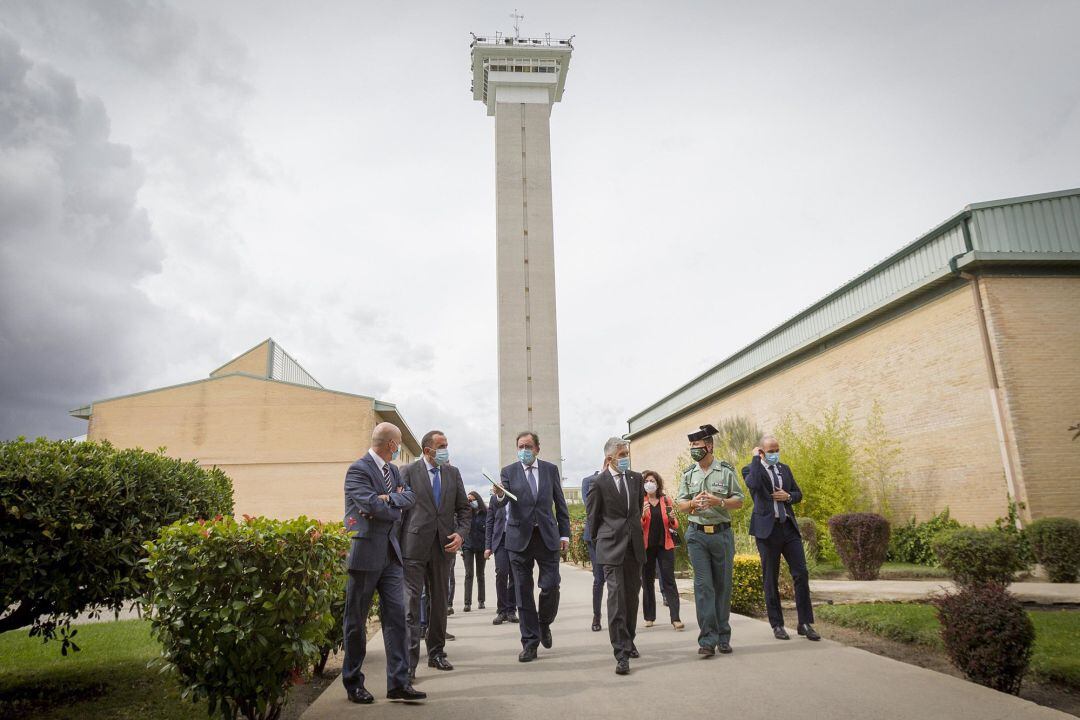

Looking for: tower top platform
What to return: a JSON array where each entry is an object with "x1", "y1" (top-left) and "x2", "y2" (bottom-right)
[{"x1": 469, "y1": 33, "x2": 573, "y2": 116}]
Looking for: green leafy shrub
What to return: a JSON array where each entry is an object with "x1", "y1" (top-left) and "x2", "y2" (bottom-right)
[
  {"x1": 932, "y1": 527, "x2": 1026, "y2": 588},
  {"x1": 797, "y1": 517, "x2": 820, "y2": 561},
  {"x1": 828, "y1": 513, "x2": 890, "y2": 580},
  {"x1": 888, "y1": 509, "x2": 961, "y2": 566},
  {"x1": 731, "y1": 554, "x2": 765, "y2": 615},
  {"x1": 935, "y1": 583, "x2": 1034, "y2": 694},
  {"x1": 1026, "y1": 517, "x2": 1080, "y2": 583},
  {"x1": 993, "y1": 499, "x2": 1034, "y2": 565},
  {"x1": 0, "y1": 438, "x2": 233, "y2": 652},
  {"x1": 566, "y1": 519, "x2": 588, "y2": 566},
  {"x1": 143, "y1": 516, "x2": 347, "y2": 720}
]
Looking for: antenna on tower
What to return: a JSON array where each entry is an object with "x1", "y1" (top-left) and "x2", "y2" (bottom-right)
[{"x1": 510, "y1": 9, "x2": 524, "y2": 39}]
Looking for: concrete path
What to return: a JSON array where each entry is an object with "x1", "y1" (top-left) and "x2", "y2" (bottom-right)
[
  {"x1": 302, "y1": 560, "x2": 1068, "y2": 719},
  {"x1": 807, "y1": 579, "x2": 1080, "y2": 605}
]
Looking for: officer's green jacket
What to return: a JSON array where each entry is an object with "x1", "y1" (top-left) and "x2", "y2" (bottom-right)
[{"x1": 676, "y1": 458, "x2": 745, "y2": 525}]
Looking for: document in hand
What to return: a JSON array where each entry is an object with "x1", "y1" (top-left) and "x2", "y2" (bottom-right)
[{"x1": 482, "y1": 471, "x2": 519, "y2": 501}]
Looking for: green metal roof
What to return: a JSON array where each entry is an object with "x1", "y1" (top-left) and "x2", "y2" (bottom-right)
[{"x1": 627, "y1": 188, "x2": 1080, "y2": 437}]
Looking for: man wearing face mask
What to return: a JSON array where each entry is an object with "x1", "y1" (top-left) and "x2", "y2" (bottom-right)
[
  {"x1": 743, "y1": 435, "x2": 818, "y2": 641},
  {"x1": 676, "y1": 424, "x2": 744, "y2": 657},
  {"x1": 491, "y1": 431, "x2": 571, "y2": 662},
  {"x1": 399, "y1": 430, "x2": 471, "y2": 678},
  {"x1": 586, "y1": 437, "x2": 646, "y2": 675}
]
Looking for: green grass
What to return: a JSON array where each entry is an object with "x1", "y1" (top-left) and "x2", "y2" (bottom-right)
[
  {"x1": 0, "y1": 619, "x2": 206, "y2": 720},
  {"x1": 811, "y1": 561, "x2": 952, "y2": 580},
  {"x1": 817, "y1": 603, "x2": 1080, "y2": 687}
]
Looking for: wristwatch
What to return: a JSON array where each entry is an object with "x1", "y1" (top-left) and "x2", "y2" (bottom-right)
[{"x1": 720, "y1": 497, "x2": 726, "y2": 508}]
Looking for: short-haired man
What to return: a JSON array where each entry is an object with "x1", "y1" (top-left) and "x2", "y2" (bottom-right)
[
  {"x1": 491, "y1": 431, "x2": 571, "y2": 662},
  {"x1": 342, "y1": 422, "x2": 425, "y2": 703},
  {"x1": 581, "y1": 463, "x2": 606, "y2": 632},
  {"x1": 675, "y1": 424, "x2": 744, "y2": 657},
  {"x1": 586, "y1": 437, "x2": 645, "y2": 675},
  {"x1": 485, "y1": 489, "x2": 518, "y2": 626},
  {"x1": 743, "y1": 435, "x2": 819, "y2": 641}
]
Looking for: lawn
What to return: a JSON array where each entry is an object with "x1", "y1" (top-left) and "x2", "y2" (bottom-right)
[
  {"x1": 811, "y1": 561, "x2": 952, "y2": 580},
  {"x1": 817, "y1": 603, "x2": 1080, "y2": 687},
  {"x1": 0, "y1": 619, "x2": 206, "y2": 720}
]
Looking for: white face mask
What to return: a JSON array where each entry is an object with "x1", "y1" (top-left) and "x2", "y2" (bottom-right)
[{"x1": 643, "y1": 481, "x2": 658, "y2": 495}]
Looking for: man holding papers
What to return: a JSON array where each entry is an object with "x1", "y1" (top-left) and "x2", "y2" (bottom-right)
[{"x1": 490, "y1": 431, "x2": 571, "y2": 662}]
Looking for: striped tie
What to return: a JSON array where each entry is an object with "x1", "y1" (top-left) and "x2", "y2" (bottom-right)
[{"x1": 382, "y1": 463, "x2": 393, "y2": 494}]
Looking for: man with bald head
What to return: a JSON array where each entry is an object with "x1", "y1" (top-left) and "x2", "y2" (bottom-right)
[{"x1": 342, "y1": 422, "x2": 426, "y2": 704}]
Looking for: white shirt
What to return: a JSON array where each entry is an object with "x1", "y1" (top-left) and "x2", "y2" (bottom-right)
[
  {"x1": 760, "y1": 457, "x2": 782, "y2": 518},
  {"x1": 368, "y1": 448, "x2": 388, "y2": 474}
]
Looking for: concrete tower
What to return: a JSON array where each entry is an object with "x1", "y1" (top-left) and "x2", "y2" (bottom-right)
[{"x1": 470, "y1": 30, "x2": 573, "y2": 475}]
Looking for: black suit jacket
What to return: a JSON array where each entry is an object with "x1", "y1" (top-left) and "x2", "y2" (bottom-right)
[
  {"x1": 398, "y1": 460, "x2": 471, "y2": 561},
  {"x1": 742, "y1": 459, "x2": 803, "y2": 540},
  {"x1": 585, "y1": 468, "x2": 646, "y2": 566},
  {"x1": 490, "y1": 459, "x2": 571, "y2": 553}
]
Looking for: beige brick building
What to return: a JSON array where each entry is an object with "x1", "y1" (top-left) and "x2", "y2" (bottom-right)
[
  {"x1": 627, "y1": 190, "x2": 1080, "y2": 526},
  {"x1": 70, "y1": 339, "x2": 420, "y2": 521}
]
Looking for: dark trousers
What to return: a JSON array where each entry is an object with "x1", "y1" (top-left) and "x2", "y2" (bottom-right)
[
  {"x1": 342, "y1": 559, "x2": 409, "y2": 693},
  {"x1": 462, "y1": 548, "x2": 486, "y2": 606},
  {"x1": 756, "y1": 519, "x2": 814, "y2": 629},
  {"x1": 403, "y1": 545, "x2": 451, "y2": 672},
  {"x1": 447, "y1": 552, "x2": 456, "y2": 606},
  {"x1": 493, "y1": 544, "x2": 517, "y2": 615},
  {"x1": 642, "y1": 544, "x2": 680, "y2": 623},
  {"x1": 509, "y1": 528, "x2": 561, "y2": 650},
  {"x1": 586, "y1": 539, "x2": 605, "y2": 620},
  {"x1": 604, "y1": 557, "x2": 641, "y2": 661}
]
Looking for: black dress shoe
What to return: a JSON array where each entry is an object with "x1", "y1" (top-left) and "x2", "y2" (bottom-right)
[
  {"x1": 540, "y1": 624, "x2": 553, "y2": 649},
  {"x1": 478, "y1": 602, "x2": 485, "y2": 609},
  {"x1": 773, "y1": 626, "x2": 790, "y2": 640},
  {"x1": 445, "y1": 632, "x2": 456, "y2": 641},
  {"x1": 798, "y1": 624, "x2": 821, "y2": 641},
  {"x1": 615, "y1": 659, "x2": 630, "y2": 675},
  {"x1": 387, "y1": 685, "x2": 427, "y2": 701},
  {"x1": 519, "y1": 647, "x2": 537, "y2": 662},
  {"x1": 446, "y1": 607, "x2": 454, "y2": 616},
  {"x1": 591, "y1": 616, "x2": 602, "y2": 632},
  {"x1": 347, "y1": 687, "x2": 374, "y2": 704},
  {"x1": 493, "y1": 613, "x2": 505, "y2": 625},
  {"x1": 428, "y1": 655, "x2": 454, "y2": 671},
  {"x1": 508, "y1": 613, "x2": 519, "y2": 623},
  {"x1": 464, "y1": 605, "x2": 471, "y2": 612},
  {"x1": 628, "y1": 648, "x2": 640, "y2": 659},
  {"x1": 718, "y1": 642, "x2": 733, "y2": 654},
  {"x1": 698, "y1": 646, "x2": 715, "y2": 657}
]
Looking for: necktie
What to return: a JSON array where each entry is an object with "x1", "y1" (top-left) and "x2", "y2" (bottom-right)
[
  {"x1": 382, "y1": 462, "x2": 393, "y2": 494},
  {"x1": 769, "y1": 465, "x2": 787, "y2": 523},
  {"x1": 616, "y1": 473, "x2": 628, "y2": 510},
  {"x1": 430, "y1": 466, "x2": 442, "y2": 506},
  {"x1": 527, "y1": 466, "x2": 537, "y2": 497}
]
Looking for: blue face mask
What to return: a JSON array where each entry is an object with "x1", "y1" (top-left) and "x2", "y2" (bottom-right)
[
  {"x1": 765, "y1": 452, "x2": 780, "y2": 465},
  {"x1": 518, "y1": 448, "x2": 535, "y2": 465},
  {"x1": 391, "y1": 445, "x2": 401, "y2": 462},
  {"x1": 434, "y1": 448, "x2": 450, "y2": 466},
  {"x1": 616, "y1": 456, "x2": 631, "y2": 473}
]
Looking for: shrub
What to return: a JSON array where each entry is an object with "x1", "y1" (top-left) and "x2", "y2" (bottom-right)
[
  {"x1": 731, "y1": 554, "x2": 765, "y2": 615},
  {"x1": 143, "y1": 516, "x2": 348, "y2": 720},
  {"x1": 932, "y1": 527, "x2": 1026, "y2": 588},
  {"x1": 567, "y1": 519, "x2": 588, "y2": 566},
  {"x1": 888, "y1": 509, "x2": 961, "y2": 566},
  {"x1": 1026, "y1": 517, "x2": 1080, "y2": 583},
  {"x1": 0, "y1": 438, "x2": 233, "y2": 652},
  {"x1": 828, "y1": 513, "x2": 890, "y2": 580},
  {"x1": 993, "y1": 499, "x2": 1034, "y2": 565},
  {"x1": 934, "y1": 583, "x2": 1034, "y2": 694},
  {"x1": 797, "y1": 516, "x2": 820, "y2": 561}
]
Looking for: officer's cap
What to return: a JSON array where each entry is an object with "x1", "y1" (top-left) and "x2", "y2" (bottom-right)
[{"x1": 687, "y1": 424, "x2": 719, "y2": 442}]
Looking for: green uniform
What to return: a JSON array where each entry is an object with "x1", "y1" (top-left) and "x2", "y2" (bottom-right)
[{"x1": 676, "y1": 459, "x2": 745, "y2": 649}]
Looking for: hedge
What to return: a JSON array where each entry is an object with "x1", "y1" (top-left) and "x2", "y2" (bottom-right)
[
  {"x1": 1026, "y1": 517, "x2": 1080, "y2": 583},
  {"x1": 932, "y1": 527, "x2": 1026, "y2": 588},
  {"x1": 828, "y1": 513, "x2": 890, "y2": 580},
  {"x1": 731, "y1": 554, "x2": 765, "y2": 615},
  {"x1": 143, "y1": 516, "x2": 348, "y2": 720},
  {"x1": 0, "y1": 438, "x2": 233, "y2": 652},
  {"x1": 888, "y1": 509, "x2": 961, "y2": 566}
]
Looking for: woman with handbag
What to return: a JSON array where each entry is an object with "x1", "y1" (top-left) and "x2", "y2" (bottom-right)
[{"x1": 640, "y1": 470, "x2": 683, "y2": 630}]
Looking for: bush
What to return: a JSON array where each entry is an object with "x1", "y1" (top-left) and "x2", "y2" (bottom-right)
[
  {"x1": 888, "y1": 509, "x2": 962, "y2": 566},
  {"x1": 566, "y1": 519, "x2": 588, "y2": 566},
  {"x1": 932, "y1": 528, "x2": 1026, "y2": 588},
  {"x1": 828, "y1": 513, "x2": 890, "y2": 580},
  {"x1": 993, "y1": 499, "x2": 1034, "y2": 565},
  {"x1": 143, "y1": 516, "x2": 347, "y2": 720},
  {"x1": 731, "y1": 554, "x2": 765, "y2": 615},
  {"x1": 797, "y1": 517, "x2": 820, "y2": 561},
  {"x1": 1027, "y1": 517, "x2": 1080, "y2": 583},
  {"x1": 0, "y1": 438, "x2": 233, "y2": 651},
  {"x1": 935, "y1": 583, "x2": 1035, "y2": 694}
]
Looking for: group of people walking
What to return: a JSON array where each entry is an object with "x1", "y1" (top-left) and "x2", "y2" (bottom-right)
[{"x1": 340, "y1": 421, "x2": 819, "y2": 703}]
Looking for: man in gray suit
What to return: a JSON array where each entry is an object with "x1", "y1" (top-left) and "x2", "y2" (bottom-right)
[
  {"x1": 585, "y1": 436, "x2": 645, "y2": 676},
  {"x1": 399, "y1": 430, "x2": 471, "y2": 677},
  {"x1": 342, "y1": 422, "x2": 425, "y2": 704}
]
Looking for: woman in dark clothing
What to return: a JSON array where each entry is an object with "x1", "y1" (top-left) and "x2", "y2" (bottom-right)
[
  {"x1": 640, "y1": 470, "x2": 683, "y2": 629},
  {"x1": 461, "y1": 490, "x2": 487, "y2": 611}
]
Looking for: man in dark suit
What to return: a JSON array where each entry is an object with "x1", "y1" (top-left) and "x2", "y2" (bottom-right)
[
  {"x1": 484, "y1": 492, "x2": 518, "y2": 625},
  {"x1": 586, "y1": 437, "x2": 646, "y2": 675},
  {"x1": 742, "y1": 434, "x2": 819, "y2": 642},
  {"x1": 399, "y1": 430, "x2": 471, "y2": 677},
  {"x1": 490, "y1": 431, "x2": 571, "y2": 662},
  {"x1": 342, "y1": 422, "x2": 426, "y2": 704},
  {"x1": 581, "y1": 465, "x2": 605, "y2": 632}
]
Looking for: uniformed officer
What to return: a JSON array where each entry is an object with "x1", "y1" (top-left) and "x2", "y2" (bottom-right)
[{"x1": 675, "y1": 424, "x2": 745, "y2": 657}]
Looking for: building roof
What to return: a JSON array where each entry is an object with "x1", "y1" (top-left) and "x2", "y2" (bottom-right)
[{"x1": 627, "y1": 188, "x2": 1080, "y2": 437}]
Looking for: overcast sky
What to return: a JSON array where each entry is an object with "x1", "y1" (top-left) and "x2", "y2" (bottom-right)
[{"x1": 2, "y1": 0, "x2": 1078, "y2": 491}]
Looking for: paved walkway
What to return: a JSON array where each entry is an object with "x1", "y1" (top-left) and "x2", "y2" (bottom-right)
[
  {"x1": 807, "y1": 579, "x2": 1080, "y2": 605},
  {"x1": 302, "y1": 561, "x2": 1068, "y2": 719}
]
